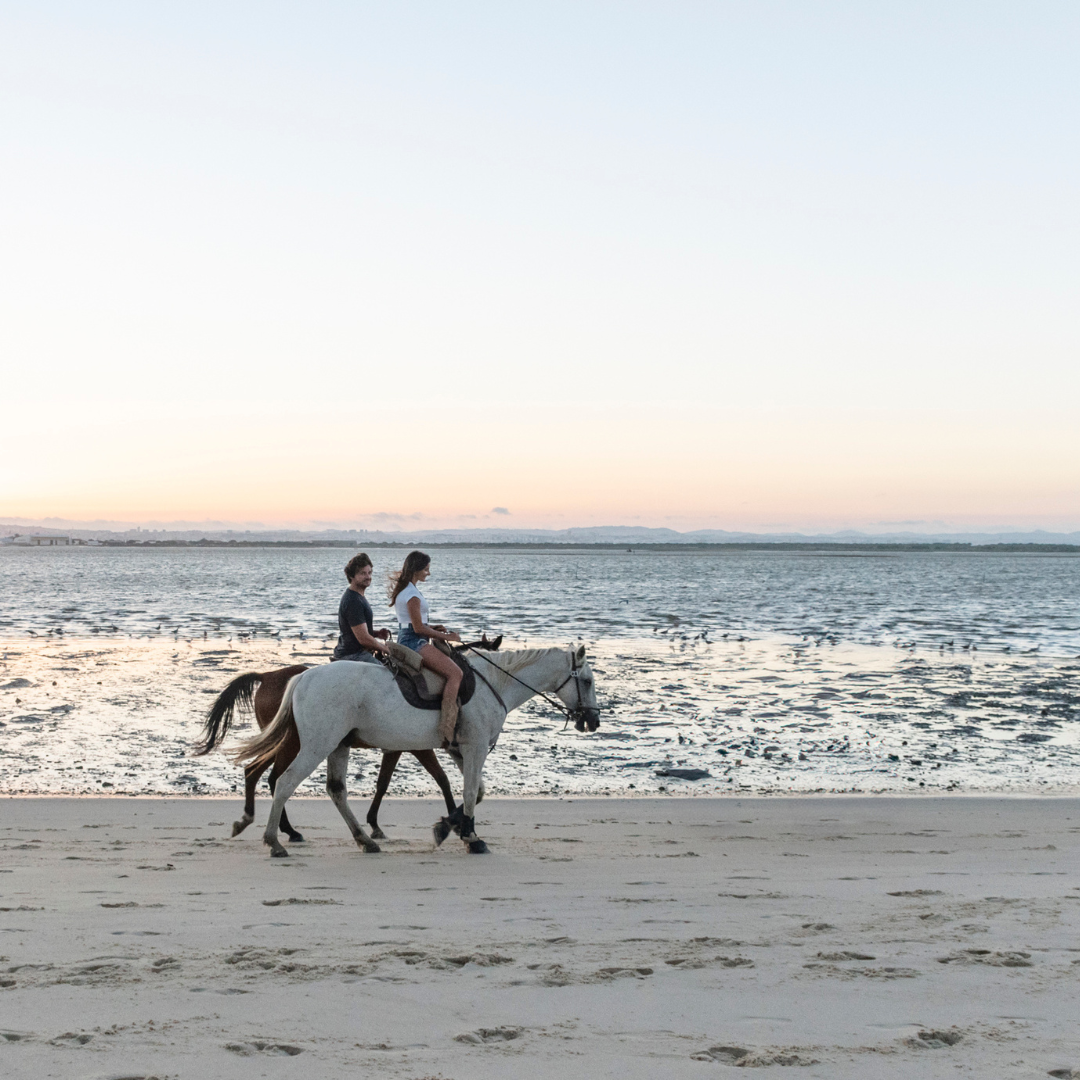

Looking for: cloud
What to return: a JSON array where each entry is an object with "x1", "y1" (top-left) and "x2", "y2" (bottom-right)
[{"x1": 491, "y1": 506, "x2": 510, "y2": 515}]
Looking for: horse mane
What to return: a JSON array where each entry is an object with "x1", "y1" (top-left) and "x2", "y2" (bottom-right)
[{"x1": 495, "y1": 646, "x2": 566, "y2": 674}]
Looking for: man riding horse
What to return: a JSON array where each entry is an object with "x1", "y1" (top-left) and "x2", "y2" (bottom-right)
[{"x1": 333, "y1": 552, "x2": 392, "y2": 663}]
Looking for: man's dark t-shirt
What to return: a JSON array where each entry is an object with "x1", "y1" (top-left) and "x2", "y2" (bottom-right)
[{"x1": 333, "y1": 588, "x2": 375, "y2": 660}]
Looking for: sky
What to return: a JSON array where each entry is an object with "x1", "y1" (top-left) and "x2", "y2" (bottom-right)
[{"x1": 1, "y1": 2, "x2": 1078, "y2": 534}]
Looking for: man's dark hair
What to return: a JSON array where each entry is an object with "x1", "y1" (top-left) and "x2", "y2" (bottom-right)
[{"x1": 344, "y1": 553, "x2": 373, "y2": 581}]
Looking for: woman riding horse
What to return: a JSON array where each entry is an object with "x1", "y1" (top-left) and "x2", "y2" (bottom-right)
[{"x1": 389, "y1": 551, "x2": 462, "y2": 745}]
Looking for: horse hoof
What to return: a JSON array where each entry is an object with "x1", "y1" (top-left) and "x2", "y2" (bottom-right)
[
  {"x1": 287, "y1": 832, "x2": 305, "y2": 843},
  {"x1": 467, "y1": 839, "x2": 489, "y2": 854},
  {"x1": 269, "y1": 847, "x2": 289, "y2": 858},
  {"x1": 370, "y1": 826, "x2": 387, "y2": 841},
  {"x1": 433, "y1": 818, "x2": 452, "y2": 847},
  {"x1": 361, "y1": 840, "x2": 381, "y2": 854},
  {"x1": 231, "y1": 818, "x2": 252, "y2": 837}
]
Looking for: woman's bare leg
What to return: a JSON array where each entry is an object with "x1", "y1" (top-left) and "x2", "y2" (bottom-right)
[{"x1": 419, "y1": 643, "x2": 462, "y2": 743}]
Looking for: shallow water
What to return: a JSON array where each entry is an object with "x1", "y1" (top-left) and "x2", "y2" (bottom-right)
[
  {"x1": 0, "y1": 548, "x2": 1076, "y2": 797},
  {"x1": 1, "y1": 633, "x2": 1076, "y2": 799}
]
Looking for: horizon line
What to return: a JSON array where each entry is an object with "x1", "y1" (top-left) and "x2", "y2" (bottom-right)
[{"x1": 3, "y1": 519, "x2": 1080, "y2": 544}]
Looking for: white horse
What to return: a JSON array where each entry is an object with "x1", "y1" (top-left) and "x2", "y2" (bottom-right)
[{"x1": 231, "y1": 645, "x2": 600, "y2": 857}]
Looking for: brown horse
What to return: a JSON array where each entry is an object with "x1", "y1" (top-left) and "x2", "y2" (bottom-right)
[{"x1": 196, "y1": 665, "x2": 457, "y2": 844}]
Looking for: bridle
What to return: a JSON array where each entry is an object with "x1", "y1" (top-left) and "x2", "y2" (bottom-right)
[{"x1": 464, "y1": 646, "x2": 596, "y2": 731}]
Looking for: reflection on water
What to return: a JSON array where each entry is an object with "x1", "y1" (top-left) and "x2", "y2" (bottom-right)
[{"x1": 1, "y1": 632, "x2": 1076, "y2": 797}]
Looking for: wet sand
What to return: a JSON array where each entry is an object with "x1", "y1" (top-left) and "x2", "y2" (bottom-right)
[
  {"x1": 2, "y1": 635, "x2": 1078, "y2": 797},
  {"x1": 1, "y1": 795, "x2": 1078, "y2": 1078}
]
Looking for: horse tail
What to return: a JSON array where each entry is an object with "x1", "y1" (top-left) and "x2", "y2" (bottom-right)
[
  {"x1": 194, "y1": 672, "x2": 262, "y2": 756},
  {"x1": 229, "y1": 673, "x2": 302, "y2": 769}
]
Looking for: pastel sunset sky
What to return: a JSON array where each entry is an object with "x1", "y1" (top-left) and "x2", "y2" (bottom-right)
[{"x1": 2, "y1": 3, "x2": 1077, "y2": 533}]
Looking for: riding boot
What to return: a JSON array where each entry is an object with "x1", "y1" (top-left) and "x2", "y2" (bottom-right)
[{"x1": 438, "y1": 695, "x2": 459, "y2": 745}]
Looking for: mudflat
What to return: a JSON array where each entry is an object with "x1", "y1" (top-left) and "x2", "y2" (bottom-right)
[
  {"x1": 5, "y1": 634, "x2": 1078, "y2": 799},
  {"x1": 1, "y1": 795, "x2": 1078, "y2": 1078}
]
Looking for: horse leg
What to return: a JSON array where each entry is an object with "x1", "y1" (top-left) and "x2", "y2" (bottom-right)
[
  {"x1": 326, "y1": 745, "x2": 380, "y2": 853},
  {"x1": 366, "y1": 751, "x2": 402, "y2": 841},
  {"x1": 414, "y1": 749, "x2": 456, "y2": 817},
  {"x1": 268, "y1": 723, "x2": 303, "y2": 842},
  {"x1": 265, "y1": 768, "x2": 304, "y2": 842},
  {"x1": 429, "y1": 747, "x2": 467, "y2": 847},
  {"x1": 232, "y1": 760, "x2": 267, "y2": 837},
  {"x1": 436, "y1": 744, "x2": 490, "y2": 854},
  {"x1": 265, "y1": 760, "x2": 304, "y2": 842},
  {"x1": 445, "y1": 746, "x2": 485, "y2": 807},
  {"x1": 262, "y1": 746, "x2": 324, "y2": 858}
]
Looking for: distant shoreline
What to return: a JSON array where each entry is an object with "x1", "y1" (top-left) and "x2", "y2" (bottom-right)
[{"x1": 18, "y1": 539, "x2": 1080, "y2": 553}]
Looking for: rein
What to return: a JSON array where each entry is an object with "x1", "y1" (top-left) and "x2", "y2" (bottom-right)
[
  {"x1": 468, "y1": 663, "x2": 508, "y2": 715},
  {"x1": 464, "y1": 646, "x2": 585, "y2": 728}
]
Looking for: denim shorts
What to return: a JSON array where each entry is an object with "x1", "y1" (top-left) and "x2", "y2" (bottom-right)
[{"x1": 398, "y1": 626, "x2": 429, "y2": 651}]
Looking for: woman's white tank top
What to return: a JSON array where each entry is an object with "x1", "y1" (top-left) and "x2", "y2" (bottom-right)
[{"x1": 394, "y1": 582, "x2": 429, "y2": 629}]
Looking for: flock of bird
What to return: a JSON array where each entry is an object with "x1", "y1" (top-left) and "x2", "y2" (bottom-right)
[{"x1": 16, "y1": 621, "x2": 1057, "y2": 658}]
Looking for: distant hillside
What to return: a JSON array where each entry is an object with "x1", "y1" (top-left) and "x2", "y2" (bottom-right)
[{"x1": 3, "y1": 519, "x2": 1079, "y2": 548}]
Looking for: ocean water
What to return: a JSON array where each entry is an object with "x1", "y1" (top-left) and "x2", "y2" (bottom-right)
[
  {"x1": 1, "y1": 546, "x2": 1078, "y2": 654},
  {"x1": 0, "y1": 547, "x2": 1077, "y2": 798}
]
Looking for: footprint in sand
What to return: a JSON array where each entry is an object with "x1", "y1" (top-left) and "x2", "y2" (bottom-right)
[
  {"x1": 527, "y1": 963, "x2": 572, "y2": 985},
  {"x1": 667, "y1": 955, "x2": 754, "y2": 969},
  {"x1": 937, "y1": 949, "x2": 1033, "y2": 968},
  {"x1": 594, "y1": 966, "x2": 654, "y2": 980},
  {"x1": 692, "y1": 1045, "x2": 819, "y2": 1066},
  {"x1": 454, "y1": 1026, "x2": 523, "y2": 1044},
  {"x1": 718, "y1": 892, "x2": 786, "y2": 899},
  {"x1": 50, "y1": 1031, "x2": 93, "y2": 1046},
  {"x1": 262, "y1": 898, "x2": 342, "y2": 907},
  {"x1": 692, "y1": 1046, "x2": 749, "y2": 1064},
  {"x1": 910, "y1": 1029, "x2": 963, "y2": 1048},
  {"x1": 225, "y1": 1040, "x2": 303, "y2": 1056}
]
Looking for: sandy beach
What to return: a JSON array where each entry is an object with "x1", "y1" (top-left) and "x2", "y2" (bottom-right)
[{"x1": 1, "y1": 794, "x2": 1077, "y2": 1078}]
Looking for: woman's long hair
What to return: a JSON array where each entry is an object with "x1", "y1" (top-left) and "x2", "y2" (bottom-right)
[{"x1": 388, "y1": 550, "x2": 431, "y2": 607}]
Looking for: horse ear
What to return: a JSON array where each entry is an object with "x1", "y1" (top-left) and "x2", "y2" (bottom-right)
[{"x1": 575, "y1": 645, "x2": 586, "y2": 662}]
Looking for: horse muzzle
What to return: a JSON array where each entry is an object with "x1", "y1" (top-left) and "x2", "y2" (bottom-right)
[{"x1": 573, "y1": 708, "x2": 601, "y2": 733}]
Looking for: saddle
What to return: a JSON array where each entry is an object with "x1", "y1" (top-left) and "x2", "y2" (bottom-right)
[{"x1": 381, "y1": 634, "x2": 501, "y2": 712}]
